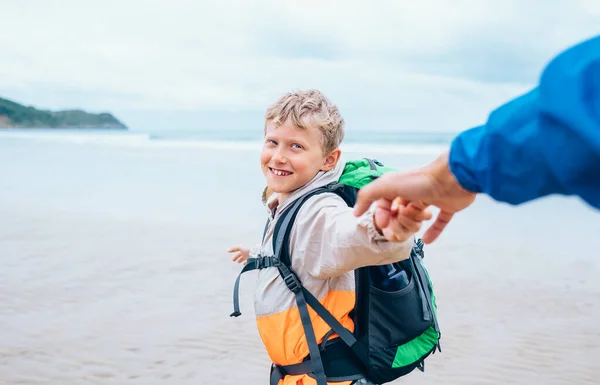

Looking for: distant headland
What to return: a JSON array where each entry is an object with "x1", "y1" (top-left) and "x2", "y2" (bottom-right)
[{"x1": 0, "y1": 96, "x2": 127, "y2": 129}]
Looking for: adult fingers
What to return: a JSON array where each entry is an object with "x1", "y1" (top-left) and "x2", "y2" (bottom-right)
[
  {"x1": 354, "y1": 173, "x2": 407, "y2": 216},
  {"x1": 355, "y1": 172, "x2": 434, "y2": 217},
  {"x1": 422, "y1": 210, "x2": 454, "y2": 244}
]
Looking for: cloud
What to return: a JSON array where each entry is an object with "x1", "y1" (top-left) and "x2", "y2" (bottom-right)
[{"x1": 0, "y1": 0, "x2": 598, "y2": 130}]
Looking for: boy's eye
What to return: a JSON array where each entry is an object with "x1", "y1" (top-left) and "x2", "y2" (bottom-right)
[
  {"x1": 267, "y1": 139, "x2": 277, "y2": 145},
  {"x1": 291, "y1": 143, "x2": 303, "y2": 149}
]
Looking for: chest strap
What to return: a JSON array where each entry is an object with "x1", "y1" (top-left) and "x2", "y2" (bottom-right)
[{"x1": 230, "y1": 255, "x2": 280, "y2": 317}]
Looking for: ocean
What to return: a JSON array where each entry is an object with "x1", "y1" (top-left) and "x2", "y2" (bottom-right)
[{"x1": 1, "y1": 128, "x2": 599, "y2": 385}]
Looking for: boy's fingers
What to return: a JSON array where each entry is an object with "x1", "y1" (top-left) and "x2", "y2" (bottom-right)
[
  {"x1": 399, "y1": 205, "x2": 433, "y2": 222},
  {"x1": 408, "y1": 200, "x2": 429, "y2": 212},
  {"x1": 382, "y1": 218, "x2": 410, "y2": 242},
  {"x1": 382, "y1": 226, "x2": 398, "y2": 242},
  {"x1": 373, "y1": 205, "x2": 392, "y2": 231},
  {"x1": 390, "y1": 197, "x2": 402, "y2": 213},
  {"x1": 422, "y1": 208, "x2": 433, "y2": 221},
  {"x1": 406, "y1": 200, "x2": 430, "y2": 212},
  {"x1": 392, "y1": 198, "x2": 412, "y2": 215},
  {"x1": 397, "y1": 215, "x2": 422, "y2": 233}
]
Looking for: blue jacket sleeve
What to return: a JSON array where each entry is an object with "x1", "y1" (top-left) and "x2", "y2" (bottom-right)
[{"x1": 449, "y1": 35, "x2": 600, "y2": 209}]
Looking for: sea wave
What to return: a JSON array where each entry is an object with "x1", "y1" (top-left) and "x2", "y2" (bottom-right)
[
  {"x1": 0, "y1": 130, "x2": 151, "y2": 145},
  {"x1": 0, "y1": 130, "x2": 447, "y2": 154}
]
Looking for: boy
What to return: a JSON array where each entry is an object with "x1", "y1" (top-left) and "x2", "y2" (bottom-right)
[{"x1": 228, "y1": 89, "x2": 431, "y2": 385}]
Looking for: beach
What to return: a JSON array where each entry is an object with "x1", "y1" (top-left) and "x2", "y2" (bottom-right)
[{"x1": 1, "y1": 132, "x2": 599, "y2": 385}]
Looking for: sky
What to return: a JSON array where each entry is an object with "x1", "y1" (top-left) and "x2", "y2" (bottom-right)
[{"x1": 1, "y1": 0, "x2": 599, "y2": 132}]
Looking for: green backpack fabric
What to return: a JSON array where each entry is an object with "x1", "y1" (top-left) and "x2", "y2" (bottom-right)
[
  {"x1": 337, "y1": 159, "x2": 441, "y2": 380},
  {"x1": 230, "y1": 158, "x2": 441, "y2": 385}
]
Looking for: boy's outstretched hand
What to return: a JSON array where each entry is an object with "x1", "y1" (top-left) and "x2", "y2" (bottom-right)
[
  {"x1": 373, "y1": 198, "x2": 432, "y2": 242},
  {"x1": 227, "y1": 246, "x2": 251, "y2": 264}
]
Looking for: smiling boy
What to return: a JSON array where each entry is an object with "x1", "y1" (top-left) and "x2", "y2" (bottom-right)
[{"x1": 228, "y1": 89, "x2": 431, "y2": 385}]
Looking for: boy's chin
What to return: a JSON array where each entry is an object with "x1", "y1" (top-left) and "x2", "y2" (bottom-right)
[
  {"x1": 265, "y1": 185, "x2": 286, "y2": 195},
  {"x1": 262, "y1": 185, "x2": 288, "y2": 203},
  {"x1": 262, "y1": 184, "x2": 296, "y2": 203}
]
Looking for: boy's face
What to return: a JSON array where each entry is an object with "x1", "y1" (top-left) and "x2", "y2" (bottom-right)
[{"x1": 261, "y1": 120, "x2": 340, "y2": 201}]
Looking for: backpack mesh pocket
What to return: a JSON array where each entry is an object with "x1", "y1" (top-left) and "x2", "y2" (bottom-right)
[{"x1": 366, "y1": 265, "x2": 433, "y2": 350}]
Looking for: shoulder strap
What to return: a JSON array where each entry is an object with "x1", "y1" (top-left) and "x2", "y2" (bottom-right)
[
  {"x1": 230, "y1": 187, "x2": 331, "y2": 319},
  {"x1": 273, "y1": 183, "x2": 359, "y2": 265},
  {"x1": 271, "y1": 187, "x2": 367, "y2": 385},
  {"x1": 273, "y1": 187, "x2": 332, "y2": 265}
]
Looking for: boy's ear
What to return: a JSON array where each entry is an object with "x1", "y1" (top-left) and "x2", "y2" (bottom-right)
[{"x1": 321, "y1": 148, "x2": 342, "y2": 171}]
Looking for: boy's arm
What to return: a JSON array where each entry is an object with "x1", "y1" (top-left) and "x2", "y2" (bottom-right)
[{"x1": 289, "y1": 193, "x2": 414, "y2": 280}]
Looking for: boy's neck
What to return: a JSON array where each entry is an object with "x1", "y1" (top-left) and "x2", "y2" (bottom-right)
[{"x1": 277, "y1": 193, "x2": 289, "y2": 204}]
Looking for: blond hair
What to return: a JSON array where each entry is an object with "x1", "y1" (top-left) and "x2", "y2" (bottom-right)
[{"x1": 264, "y1": 89, "x2": 345, "y2": 153}]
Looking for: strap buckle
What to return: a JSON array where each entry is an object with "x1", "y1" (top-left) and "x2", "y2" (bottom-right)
[
  {"x1": 270, "y1": 364, "x2": 286, "y2": 385},
  {"x1": 283, "y1": 271, "x2": 302, "y2": 293},
  {"x1": 411, "y1": 238, "x2": 425, "y2": 259},
  {"x1": 256, "y1": 256, "x2": 280, "y2": 269}
]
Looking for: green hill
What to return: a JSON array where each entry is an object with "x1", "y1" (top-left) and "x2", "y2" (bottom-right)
[{"x1": 0, "y1": 97, "x2": 127, "y2": 129}]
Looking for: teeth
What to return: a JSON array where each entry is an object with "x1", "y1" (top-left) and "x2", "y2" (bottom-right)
[{"x1": 272, "y1": 168, "x2": 289, "y2": 176}]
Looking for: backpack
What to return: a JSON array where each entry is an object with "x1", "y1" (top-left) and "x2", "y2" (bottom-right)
[{"x1": 230, "y1": 158, "x2": 441, "y2": 385}]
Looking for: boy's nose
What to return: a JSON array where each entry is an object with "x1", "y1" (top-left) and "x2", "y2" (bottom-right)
[{"x1": 273, "y1": 150, "x2": 288, "y2": 164}]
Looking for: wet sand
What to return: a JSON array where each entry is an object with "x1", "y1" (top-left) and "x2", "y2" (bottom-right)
[{"x1": 2, "y1": 202, "x2": 599, "y2": 385}]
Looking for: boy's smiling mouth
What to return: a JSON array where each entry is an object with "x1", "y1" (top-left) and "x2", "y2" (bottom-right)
[{"x1": 269, "y1": 167, "x2": 293, "y2": 177}]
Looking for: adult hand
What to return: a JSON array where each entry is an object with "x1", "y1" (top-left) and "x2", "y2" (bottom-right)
[
  {"x1": 355, "y1": 151, "x2": 477, "y2": 243},
  {"x1": 372, "y1": 198, "x2": 432, "y2": 242}
]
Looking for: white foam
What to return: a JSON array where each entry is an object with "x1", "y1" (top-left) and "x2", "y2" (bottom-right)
[
  {"x1": 0, "y1": 130, "x2": 447, "y2": 155},
  {"x1": 0, "y1": 130, "x2": 151, "y2": 146},
  {"x1": 143, "y1": 139, "x2": 263, "y2": 151}
]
